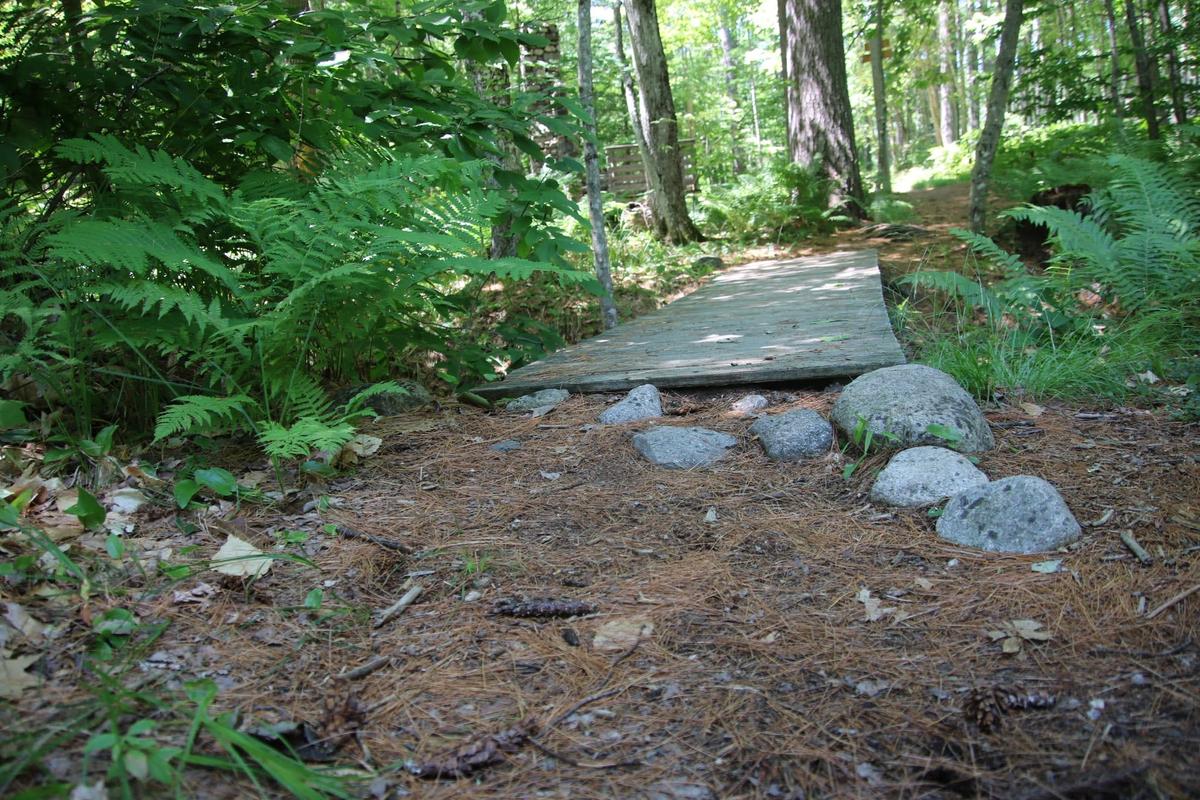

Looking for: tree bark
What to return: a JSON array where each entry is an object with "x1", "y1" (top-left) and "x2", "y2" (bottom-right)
[
  {"x1": 1125, "y1": 0, "x2": 1161, "y2": 139},
  {"x1": 622, "y1": 0, "x2": 701, "y2": 243},
  {"x1": 613, "y1": 4, "x2": 657, "y2": 201},
  {"x1": 781, "y1": 0, "x2": 865, "y2": 215},
  {"x1": 1156, "y1": 0, "x2": 1188, "y2": 124},
  {"x1": 937, "y1": 0, "x2": 958, "y2": 145},
  {"x1": 965, "y1": 0, "x2": 980, "y2": 130},
  {"x1": 576, "y1": 0, "x2": 618, "y2": 329},
  {"x1": 968, "y1": 0, "x2": 1024, "y2": 233},
  {"x1": 870, "y1": 1, "x2": 892, "y2": 194},
  {"x1": 717, "y1": 15, "x2": 746, "y2": 176},
  {"x1": 1104, "y1": 0, "x2": 1124, "y2": 116}
]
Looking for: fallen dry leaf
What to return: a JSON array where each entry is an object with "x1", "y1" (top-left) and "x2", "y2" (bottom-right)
[
  {"x1": 1019, "y1": 402, "x2": 1045, "y2": 417},
  {"x1": 4, "y1": 602, "x2": 49, "y2": 642},
  {"x1": 0, "y1": 653, "x2": 42, "y2": 699},
  {"x1": 107, "y1": 487, "x2": 148, "y2": 515},
  {"x1": 211, "y1": 535, "x2": 272, "y2": 578},
  {"x1": 593, "y1": 615, "x2": 654, "y2": 651},
  {"x1": 856, "y1": 588, "x2": 896, "y2": 622}
]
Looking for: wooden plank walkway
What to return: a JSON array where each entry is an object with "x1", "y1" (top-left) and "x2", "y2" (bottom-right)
[{"x1": 474, "y1": 250, "x2": 906, "y2": 398}]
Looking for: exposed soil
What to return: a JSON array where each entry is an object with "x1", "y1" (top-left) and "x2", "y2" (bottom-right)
[{"x1": 4, "y1": 183, "x2": 1198, "y2": 799}]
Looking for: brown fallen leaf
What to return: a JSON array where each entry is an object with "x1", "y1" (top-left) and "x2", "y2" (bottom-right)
[
  {"x1": 593, "y1": 615, "x2": 654, "y2": 652},
  {"x1": 0, "y1": 654, "x2": 42, "y2": 699}
]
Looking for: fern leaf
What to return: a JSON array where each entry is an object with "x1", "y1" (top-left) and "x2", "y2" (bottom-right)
[
  {"x1": 897, "y1": 270, "x2": 1005, "y2": 319},
  {"x1": 257, "y1": 417, "x2": 356, "y2": 460},
  {"x1": 153, "y1": 395, "x2": 257, "y2": 441}
]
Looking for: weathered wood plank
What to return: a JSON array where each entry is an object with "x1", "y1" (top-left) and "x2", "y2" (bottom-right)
[{"x1": 473, "y1": 250, "x2": 905, "y2": 398}]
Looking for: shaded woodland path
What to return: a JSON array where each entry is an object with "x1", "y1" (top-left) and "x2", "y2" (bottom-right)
[{"x1": 13, "y1": 182, "x2": 1198, "y2": 799}]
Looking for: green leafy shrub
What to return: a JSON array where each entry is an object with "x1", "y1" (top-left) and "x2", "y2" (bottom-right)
[
  {"x1": 694, "y1": 159, "x2": 833, "y2": 242},
  {"x1": 900, "y1": 155, "x2": 1199, "y2": 407}
]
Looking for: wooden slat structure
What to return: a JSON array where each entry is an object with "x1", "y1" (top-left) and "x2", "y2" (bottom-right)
[
  {"x1": 605, "y1": 139, "x2": 698, "y2": 197},
  {"x1": 473, "y1": 250, "x2": 906, "y2": 398}
]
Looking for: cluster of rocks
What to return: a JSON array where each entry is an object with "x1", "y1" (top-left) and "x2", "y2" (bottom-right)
[{"x1": 502, "y1": 364, "x2": 1082, "y2": 555}]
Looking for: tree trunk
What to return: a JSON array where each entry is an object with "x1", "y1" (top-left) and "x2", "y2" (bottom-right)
[
  {"x1": 718, "y1": 15, "x2": 746, "y2": 176},
  {"x1": 968, "y1": 0, "x2": 1024, "y2": 233},
  {"x1": 781, "y1": 0, "x2": 865, "y2": 215},
  {"x1": 965, "y1": 0, "x2": 980, "y2": 130},
  {"x1": 1125, "y1": 0, "x2": 1161, "y2": 138},
  {"x1": 1104, "y1": 0, "x2": 1124, "y2": 116},
  {"x1": 577, "y1": 0, "x2": 618, "y2": 329},
  {"x1": 622, "y1": 0, "x2": 702, "y2": 244},
  {"x1": 613, "y1": 5, "x2": 657, "y2": 201},
  {"x1": 870, "y1": 1, "x2": 892, "y2": 194},
  {"x1": 937, "y1": 0, "x2": 958, "y2": 145},
  {"x1": 1156, "y1": 0, "x2": 1188, "y2": 124}
]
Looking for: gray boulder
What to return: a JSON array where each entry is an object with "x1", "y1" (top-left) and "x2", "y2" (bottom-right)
[
  {"x1": 730, "y1": 394, "x2": 769, "y2": 417},
  {"x1": 692, "y1": 255, "x2": 724, "y2": 271},
  {"x1": 490, "y1": 439, "x2": 522, "y2": 453},
  {"x1": 749, "y1": 410, "x2": 833, "y2": 461},
  {"x1": 870, "y1": 446, "x2": 989, "y2": 507},
  {"x1": 831, "y1": 364, "x2": 994, "y2": 452},
  {"x1": 506, "y1": 388, "x2": 569, "y2": 414},
  {"x1": 335, "y1": 379, "x2": 431, "y2": 415},
  {"x1": 632, "y1": 427, "x2": 737, "y2": 469},
  {"x1": 936, "y1": 476, "x2": 1081, "y2": 553},
  {"x1": 599, "y1": 384, "x2": 662, "y2": 424}
]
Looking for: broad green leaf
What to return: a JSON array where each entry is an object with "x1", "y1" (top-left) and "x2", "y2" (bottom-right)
[
  {"x1": 173, "y1": 479, "x2": 200, "y2": 509},
  {"x1": 194, "y1": 468, "x2": 237, "y2": 496},
  {"x1": 65, "y1": 488, "x2": 106, "y2": 529},
  {"x1": 0, "y1": 400, "x2": 27, "y2": 430}
]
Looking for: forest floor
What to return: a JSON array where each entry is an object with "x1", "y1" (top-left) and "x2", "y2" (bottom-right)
[{"x1": 6, "y1": 183, "x2": 1199, "y2": 799}]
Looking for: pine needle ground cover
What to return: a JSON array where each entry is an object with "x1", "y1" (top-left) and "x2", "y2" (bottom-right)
[{"x1": 2, "y1": 389, "x2": 1197, "y2": 798}]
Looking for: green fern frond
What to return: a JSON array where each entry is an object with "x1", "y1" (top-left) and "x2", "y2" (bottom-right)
[
  {"x1": 950, "y1": 228, "x2": 1027, "y2": 280},
  {"x1": 57, "y1": 135, "x2": 226, "y2": 207},
  {"x1": 153, "y1": 395, "x2": 258, "y2": 441},
  {"x1": 257, "y1": 417, "x2": 356, "y2": 460},
  {"x1": 340, "y1": 381, "x2": 403, "y2": 415},
  {"x1": 92, "y1": 280, "x2": 224, "y2": 331},
  {"x1": 897, "y1": 270, "x2": 1005, "y2": 319}
]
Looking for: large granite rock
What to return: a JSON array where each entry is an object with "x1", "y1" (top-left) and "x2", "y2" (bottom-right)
[
  {"x1": 335, "y1": 380, "x2": 431, "y2": 415},
  {"x1": 600, "y1": 384, "x2": 663, "y2": 424},
  {"x1": 936, "y1": 476, "x2": 1081, "y2": 553},
  {"x1": 506, "y1": 388, "x2": 569, "y2": 414},
  {"x1": 749, "y1": 410, "x2": 833, "y2": 461},
  {"x1": 831, "y1": 364, "x2": 994, "y2": 452},
  {"x1": 870, "y1": 446, "x2": 989, "y2": 507},
  {"x1": 632, "y1": 427, "x2": 737, "y2": 469}
]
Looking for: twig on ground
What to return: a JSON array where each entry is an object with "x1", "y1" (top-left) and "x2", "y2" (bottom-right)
[
  {"x1": 1091, "y1": 638, "x2": 1193, "y2": 658},
  {"x1": 373, "y1": 584, "x2": 423, "y2": 628},
  {"x1": 1118, "y1": 530, "x2": 1152, "y2": 564},
  {"x1": 336, "y1": 525, "x2": 412, "y2": 554},
  {"x1": 336, "y1": 655, "x2": 392, "y2": 681},
  {"x1": 1145, "y1": 583, "x2": 1200, "y2": 620}
]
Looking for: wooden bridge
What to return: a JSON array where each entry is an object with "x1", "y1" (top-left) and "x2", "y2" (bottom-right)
[{"x1": 473, "y1": 250, "x2": 906, "y2": 399}]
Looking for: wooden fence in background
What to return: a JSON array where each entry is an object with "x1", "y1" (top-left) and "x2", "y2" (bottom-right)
[{"x1": 604, "y1": 140, "x2": 699, "y2": 197}]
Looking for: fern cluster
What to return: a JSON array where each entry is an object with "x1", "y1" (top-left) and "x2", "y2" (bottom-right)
[
  {"x1": 900, "y1": 156, "x2": 1199, "y2": 404},
  {"x1": 2, "y1": 136, "x2": 590, "y2": 456}
]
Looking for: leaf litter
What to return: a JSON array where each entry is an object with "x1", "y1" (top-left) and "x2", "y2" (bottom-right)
[{"x1": 2, "y1": 390, "x2": 1199, "y2": 797}]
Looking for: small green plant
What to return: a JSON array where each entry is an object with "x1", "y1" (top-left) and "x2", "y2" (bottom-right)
[
  {"x1": 841, "y1": 416, "x2": 899, "y2": 480},
  {"x1": 463, "y1": 552, "x2": 493, "y2": 577},
  {"x1": 84, "y1": 719, "x2": 181, "y2": 788}
]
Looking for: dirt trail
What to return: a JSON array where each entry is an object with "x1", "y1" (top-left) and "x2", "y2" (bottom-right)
[{"x1": 8, "y1": 184, "x2": 1199, "y2": 799}]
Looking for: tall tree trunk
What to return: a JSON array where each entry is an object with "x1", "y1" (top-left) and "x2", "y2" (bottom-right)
[
  {"x1": 781, "y1": 0, "x2": 865, "y2": 215},
  {"x1": 613, "y1": 4, "x2": 656, "y2": 197},
  {"x1": 1156, "y1": 0, "x2": 1188, "y2": 124},
  {"x1": 1104, "y1": 0, "x2": 1124, "y2": 116},
  {"x1": 622, "y1": 0, "x2": 702, "y2": 243},
  {"x1": 748, "y1": 69, "x2": 763, "y2": 166},
  {"x1": 968, "y1": 0, "x2": 1024, "y2": 233},
  {"x1": 870, "y1": 1, "x2": 892, "y2": 194},
  {"x1": 937, "y1": 0, "x2": 958, "y2": 145},
  {"x1": 965, "y1": 0, "x2": 981, "y2": 130},
  {"x1": 718, "y1": 15, "x2": 746, "y2": 176},
  {"x1": 577, "y1": 0, "x2": 618, "y2": 329},
  {"x1": 1125, "y1": 0, "x2": 1161, "y2": 138}
]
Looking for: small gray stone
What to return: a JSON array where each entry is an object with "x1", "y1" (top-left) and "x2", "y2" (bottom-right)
[
  {"x1": 692, "y1": 255, "x2": 724, "y2": 271},
  {"x1": 632, "y1": 426, "x2": 737, "y2": 469},
  {"x1": 599, "y1": 384, "x2": 662, "y2": 424},
  {"x1": 749, "y1": 410, "x2": 833, "y2": 461},
  {"x1": 730, "y1": 394, "x2": 769, "y2": 416},
  {"x1": 870, "y1": 446, "x2": 989, "y2": 507},
  {"x1": 936, "y1": 476, "x2": 1081, "y2": 553},
  {"x1": 831, "y1": 364, "x2": 994, "y2": 452},
  {"x1": 506, "y1": 388, "x2": 569, "y2": 413},
  {"x1": 490, "y1": 439, "x2": 522, "y2": 452}
]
